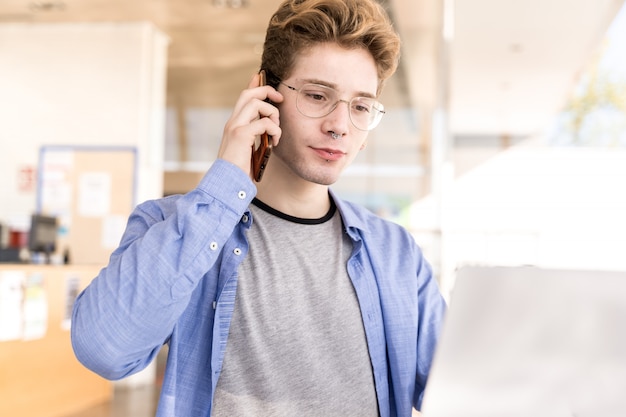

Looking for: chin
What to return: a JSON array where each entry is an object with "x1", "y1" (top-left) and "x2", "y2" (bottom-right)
[
  {"x1": 305, "y1": 172, "x2": 340, "y2": 186},
  {"x1": 290, "y1": 166, "x2": 334, "y2": 186},
  {"x1": 282, "y1": 155, "x2": 343, "y2": 186},
  {"x1": 313, "y1": 178, "x2": 337, "y2": 186}
]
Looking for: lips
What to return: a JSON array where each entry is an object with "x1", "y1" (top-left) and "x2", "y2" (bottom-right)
[{"x1": 313, "y1": 147, "x2": 345, "y2": 161}]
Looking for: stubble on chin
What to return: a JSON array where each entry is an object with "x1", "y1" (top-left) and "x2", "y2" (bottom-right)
[
  {"x1": 285, "y1": 156, "x2": 341, "y2": 186},
  {"x1": 272, "y1": 142, "x2": 343, "y2": 186}
]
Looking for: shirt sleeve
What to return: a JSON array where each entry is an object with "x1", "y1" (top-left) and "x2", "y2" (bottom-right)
[
  {"x1": 414, "y1": 256, "x2": 447, "y2": 410},
  {"x1": 71, "y1": 159, "x2": 256, "y2": 380}
]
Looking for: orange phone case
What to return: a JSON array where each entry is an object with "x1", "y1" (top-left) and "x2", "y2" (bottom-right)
[{"x1": 251, "y1": 70, "x2": 272, "y2": 182}]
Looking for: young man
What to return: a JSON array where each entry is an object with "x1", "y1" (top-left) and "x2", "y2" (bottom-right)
[{"x1": 71, "y1": 0, "x2": 447, "y2": 416}]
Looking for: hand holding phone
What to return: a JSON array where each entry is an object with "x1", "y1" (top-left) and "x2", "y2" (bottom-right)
[{"x1": 251, "y1": 70, "x2": 273, "y2": 182}]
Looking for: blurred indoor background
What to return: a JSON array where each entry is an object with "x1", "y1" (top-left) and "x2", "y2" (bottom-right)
[{"x1": 1, "y1": 0, "x2": 625, "y2": 416}]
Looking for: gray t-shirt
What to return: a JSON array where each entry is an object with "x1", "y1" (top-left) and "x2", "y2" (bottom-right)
[{"x1": 212, "y1": 199, "x2": 379, "y2": 416}]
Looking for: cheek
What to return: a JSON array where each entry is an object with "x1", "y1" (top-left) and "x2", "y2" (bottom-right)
[
  {"x1": 277, "y1": 103, "x2": 302, "y2": 136},
  {"x1": 279, "y1": 108, "x2": 316, "y2": 141},
  {"x1": 354, "y1": 135, "x2": 369, "y2": 152},
  {"x1": 345, "y1": 138, "x2": 367, "y2": 163}
]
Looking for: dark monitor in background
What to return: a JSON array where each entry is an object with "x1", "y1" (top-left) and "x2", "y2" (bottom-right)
[{"x1": 28, "y1": 214, "x2": 58, "y2": 261}]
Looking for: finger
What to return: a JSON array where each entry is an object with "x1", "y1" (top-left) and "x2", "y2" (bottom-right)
[
  {"x1": 232, "y1": 80, "x2": 275, "y2": 119},
  {"x1": 258, "y1": 117, "x2": 282, "y2": 143},
  {"x1": 218, "y1": 118, "x2": 280, "y2": 174},
  {"x1": 258, "y1": 100, "x2": 280, "y2": 125},
  {"x1": 220, "y1": 113, "x2": 280, "y2": 155}
]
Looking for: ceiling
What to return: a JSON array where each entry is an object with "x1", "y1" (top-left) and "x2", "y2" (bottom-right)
[
  {"x1": 0, "y1": 0, "x2": 623, "y2": 138},
  {"x1": 447, "y1": 0, "x2": 625, "y2": 137}
]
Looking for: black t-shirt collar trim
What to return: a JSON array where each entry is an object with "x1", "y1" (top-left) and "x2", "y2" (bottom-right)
[{"x1": 252, "y1": 197, "x2": 337, "y2": 225}]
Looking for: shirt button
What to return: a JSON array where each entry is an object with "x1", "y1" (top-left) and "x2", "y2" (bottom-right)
[
  {"x1": 233, "y1": 248, "x2": 242, "y2": 256},
  {"x1": 210, "y1": 242, "x2": 218, "y2": 251},
  {"x1": 241, "y1": 214, "x2": 249, "y2": 223},
  {"x1": 238, "y1": 191, "x2": 246, "y2": 199}
]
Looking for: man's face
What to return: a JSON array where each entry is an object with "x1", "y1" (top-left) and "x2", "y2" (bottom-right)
[{"x1": 271, "y1": 43, "x2": 379, "y2": 186}]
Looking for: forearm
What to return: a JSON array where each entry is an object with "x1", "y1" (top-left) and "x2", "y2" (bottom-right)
[{"x1": 71, "y1": 160, "x2": 255, "y2": 379}]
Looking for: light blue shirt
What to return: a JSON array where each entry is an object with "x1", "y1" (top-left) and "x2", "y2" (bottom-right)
[{"x1": 71, "y1": 159, "x2": 447, "y2": 417}]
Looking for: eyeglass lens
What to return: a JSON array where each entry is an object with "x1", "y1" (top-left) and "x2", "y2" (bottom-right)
[{"x1": 295, "y1": 84, "x2": 384, "y2": 131}]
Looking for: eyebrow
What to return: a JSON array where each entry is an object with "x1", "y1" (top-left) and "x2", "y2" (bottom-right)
[{"x1": 299, "y1": 78, "x2": 377, "y2": 99}]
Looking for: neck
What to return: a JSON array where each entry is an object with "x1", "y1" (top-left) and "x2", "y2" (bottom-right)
[{"x1": 256, "y1": 172, "x2": 331, "y2": 219}]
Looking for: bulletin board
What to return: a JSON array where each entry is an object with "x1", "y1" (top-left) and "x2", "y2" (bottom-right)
[{"x1": 36, "y1": 146, "x2": 137, "y2": 265}]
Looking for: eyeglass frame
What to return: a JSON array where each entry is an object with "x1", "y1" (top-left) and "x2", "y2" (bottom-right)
[{"x1": 279, "y1": 81, "x2": 386, "y2": 131}]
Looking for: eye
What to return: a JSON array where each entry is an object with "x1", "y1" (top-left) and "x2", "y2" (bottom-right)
[
  {"x1": 302, "y1": 87, "x2": 329, "y2": 102},
  {"x1": 307, "y1": 92, "x2": 326, "y2": 102},
  {"x1": 352, "y1": 98, "x2": 374, "y2": 114},
  {"x1": 301, "y1": 84, "x2": 334, "y2": 104}
]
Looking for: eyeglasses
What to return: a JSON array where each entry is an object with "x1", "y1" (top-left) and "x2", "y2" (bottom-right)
[{"x1": 281, "y1": 82, "x2": 385, "y2": 131}]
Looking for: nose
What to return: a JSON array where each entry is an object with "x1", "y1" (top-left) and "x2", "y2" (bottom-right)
[{"x1": 324, "y1": 99, "x2": 352, "y2": 133}]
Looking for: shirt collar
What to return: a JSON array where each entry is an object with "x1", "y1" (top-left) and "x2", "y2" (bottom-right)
[{"x1": 329, "y1": 188, "x2": 370, "y2": 236}]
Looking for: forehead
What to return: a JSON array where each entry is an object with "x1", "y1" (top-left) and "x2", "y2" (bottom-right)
[{"x1": 290, "y1": 43, "x2": 379, "y2": 96}]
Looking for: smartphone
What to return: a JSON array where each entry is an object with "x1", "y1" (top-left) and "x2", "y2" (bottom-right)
[{"x1": 251, "y1": 70, "x2": 272, "y2": 182}]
